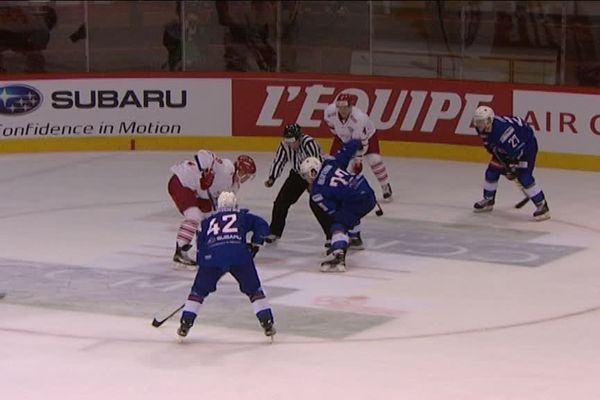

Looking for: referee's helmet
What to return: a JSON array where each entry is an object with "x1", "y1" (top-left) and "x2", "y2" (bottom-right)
[{"x1": 283, "y1": 123, "x2": 302, "y2": 142}]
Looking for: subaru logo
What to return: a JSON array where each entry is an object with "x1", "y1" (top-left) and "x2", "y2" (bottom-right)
[{"x1": 0, "y1": 84, "x2": 43, "y2": 116}]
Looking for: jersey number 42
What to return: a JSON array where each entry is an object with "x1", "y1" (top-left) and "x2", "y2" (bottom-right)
[{"x1": 207, "y1": 214, "x2": 238, "y2": 236}]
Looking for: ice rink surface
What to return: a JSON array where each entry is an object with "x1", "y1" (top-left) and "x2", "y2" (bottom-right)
[{"x1": 1, "y1": 150, "x2": 599, "y2": 400}]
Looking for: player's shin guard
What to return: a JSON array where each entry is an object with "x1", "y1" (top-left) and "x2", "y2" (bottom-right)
[
  {"x1": 176, "y1": 219, "x2": 199, "y2": 247},
  {"x1": 366, "y1": 154, "x2": 392, "y2": 201},
  {"x1": 178, "y1": 294, "x2": 203, "y2": 337},
  {"x1": 251, "y1": 292, "x2": 276, "y2": 337}
]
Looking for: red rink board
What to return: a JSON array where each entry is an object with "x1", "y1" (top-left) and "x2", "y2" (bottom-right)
[{"x1": 232, "y1": 76, "x2": 512, "y2": 147}]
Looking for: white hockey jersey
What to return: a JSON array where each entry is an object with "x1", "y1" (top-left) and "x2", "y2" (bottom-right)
[
  {"x1": 170, "y1": 151, "x2": 239, "y2": 207},
  {"x1": 324, "y1": 103, "x2": 376, "y2": 149}
]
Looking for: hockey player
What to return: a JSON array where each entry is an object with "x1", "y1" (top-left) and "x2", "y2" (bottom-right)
[
  {"x1": 472, "y1": 105, "x2": 550, "y2": 221},
  {"x1": 168, "y1": 150, "x2": 257, "y2": 268},
  {"x1": 264, "y1": 123, "x2": 332, "y2": 246},
  {"x1": 300, "y1": 139, "x2": 377, "y2": 272},
  {"x1": 324, "y1": 93, "x2": 393, "y2": 202},
  {"x1": 177, "y1": 191, "x2": 276, "y2": 339}
]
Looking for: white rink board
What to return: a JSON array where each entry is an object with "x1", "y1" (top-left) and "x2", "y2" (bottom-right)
[
  {"x1": 0, "y1": 78, "x2": 231, "y2": 139},
  {"x1": 514, "y1": 89, "x2": 600, "y2": 155}
]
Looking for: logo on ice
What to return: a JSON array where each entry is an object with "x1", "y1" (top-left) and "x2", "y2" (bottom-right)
[
  {"x1": 256, "y1": 84, "x2": 495, "y2": 135},
  {"x1": 0, "y1": 84, "x2": 43, "y2": 116}
]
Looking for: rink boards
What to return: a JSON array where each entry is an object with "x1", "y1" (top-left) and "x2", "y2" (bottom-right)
[{"x1": 1, "y1": 72, "x2": 599, "y2": 171}]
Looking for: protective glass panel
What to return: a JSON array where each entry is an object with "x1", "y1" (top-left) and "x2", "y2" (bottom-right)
[
  {"x1": 460, "y1": 1, "x2": 562, "y2": 84},
  {"x1": 279, "y1": 1, "x2": 370, "y2": 74},
  {"x1": 86, "y1": 0, "x2": 176, "y2": 72},
  {"x1": 0, "y1": 1, "x2": 86, "y2": 73},
  {"x1": 565, "y1": 1, "x2": 600, "y2": 87},
  {"x1": 184, "y1": 1, "x2": 277, "y2": 72}
]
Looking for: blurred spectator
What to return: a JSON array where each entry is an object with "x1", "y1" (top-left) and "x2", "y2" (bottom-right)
[
  {"x1": 162, "y1": 1, "x2": 206, "y2": 71},
  {"x1": 215, "y1": 0, "x2": 276, "y2": 72},
  {"x1": 0, "y1": 2, "x2": 57, "y2": 73},
  {"x1": 69, "y1": 23, "x2": 86, "y2": 44},
  {"x1": 162, "y1": 1, "x2": 183, "y2": 71},
  {"x1": 280, "y1": 1, "x2": 301, "y2": 72}
]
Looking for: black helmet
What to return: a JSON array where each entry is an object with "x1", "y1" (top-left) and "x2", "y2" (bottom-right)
[{"x1": 283, "y1": 123, "x2": 302, "y2": 141}]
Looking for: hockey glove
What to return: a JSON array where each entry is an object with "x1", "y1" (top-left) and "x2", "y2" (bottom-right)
[
  {"x1": 351, "y1": 157, "x2": 363, "y2": 174},
  {"x1": 200, "y1": 169, "x2": 215, "y2": 190},
  {"x1": 247, "y1": 243, "x2": 260, "y2": 258},
  {"x1": 504, "y1": 168, "x2": 517, "y2": 180}
]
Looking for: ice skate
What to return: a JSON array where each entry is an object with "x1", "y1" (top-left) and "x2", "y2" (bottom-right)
[
  {"x1": 382, "y1": 183, "x2": 393, "y2": 202},
  {"x1": 473, "y1": 197, "x2": 495, "y2": 212},
  {"x1": 173, "y1": 243, "x2": 196, "y2": 270},
  {"x1": 320, "y1": 250, "x2": 346, "y2": 273},
  {"x1": 173, "y1": 244, "x2": 196, "y2": 270},
  {"x1": 348, "y1": 233, "x2": 364, "y2": 250},
  {"x1": 176, "y1": 317, "x2": 194, "y2": 339},
  {"x1": 324, "y1": 239, "x2": 333, "y2": 256},
  {"x1": 264, "y1": 234, "x2": 280, "y2": 244},
  {"x1": 533, "y1": 200, "x2": 550, "y2": 221},
  {"x1": 260, "y1": 319, "x2": 276, "y2": 342},
  {"x1": 257, "y1": 311, "x2": 276, "y2": 342}
]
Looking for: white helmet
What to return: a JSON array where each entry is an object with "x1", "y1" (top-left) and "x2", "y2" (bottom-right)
[
  {"x1": 473, "y1": 105, "x2": 495, "y2": 131},
  {"x1": 300, "y1": 157, "x2": 322, "y2": 181},
  {"x1": 217, "y1": 191, "x2": 238, "y2": 209}
]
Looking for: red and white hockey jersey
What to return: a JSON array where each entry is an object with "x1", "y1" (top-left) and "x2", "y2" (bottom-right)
[
  {"x1": 170, "y1": 150, "x2": 239, "y2": 206},
  {"x1": 324, "y1": 103, "x2": 376, "y2": 148}
]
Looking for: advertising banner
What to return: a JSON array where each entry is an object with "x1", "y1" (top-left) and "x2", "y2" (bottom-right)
[
  {"x1": 514, "y1": 89, "x2": 600, "y2": 155},
  {"x1": 1, "y1": 73, "x2": 598, "y2": 159},
  {"x1": 232, "y1": 76, "x2": 512, "y2": 146},
  {"x1": 0, "y1": 78, "x2": 232, "y2": 140}
]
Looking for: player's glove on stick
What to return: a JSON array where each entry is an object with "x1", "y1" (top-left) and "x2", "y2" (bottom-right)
[{"x1": 200, "y1": 169, "x2": 215, "y2": 190}]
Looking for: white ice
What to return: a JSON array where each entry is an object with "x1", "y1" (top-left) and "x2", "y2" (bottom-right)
[{"x1": 1, "y1": 150, "x2": 599, "y2": 400}]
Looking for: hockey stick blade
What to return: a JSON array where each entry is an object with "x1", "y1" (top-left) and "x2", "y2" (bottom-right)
[
  {"x1": 152, "y1": 304, "x2": 184, "y2": 328},
  {"x1": 151, "y1": 318, "x2": 163, "y2": 327},
  {"x1": 514, "y1": 197, "x2": 529, "y2": 209}
]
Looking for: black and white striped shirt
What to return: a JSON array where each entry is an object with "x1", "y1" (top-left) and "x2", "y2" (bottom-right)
[{"x1": 268, "y1": 134, "x2": 322, "y2": 180}]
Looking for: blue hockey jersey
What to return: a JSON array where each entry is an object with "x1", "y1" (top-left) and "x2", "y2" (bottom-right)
[
  {"x1": 197, "y1": 208, "x2": 269, "y2": 269},
  {"x1": 477, "y1": 115, "x2": 536, "y2": 164},
  {"x1": 310, "y1": 140, "x2": 376, "y2": 226}
]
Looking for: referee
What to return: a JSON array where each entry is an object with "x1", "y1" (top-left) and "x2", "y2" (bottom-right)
[{"x1": 264, "y1": 123, "x2": 332, "y2": 244}]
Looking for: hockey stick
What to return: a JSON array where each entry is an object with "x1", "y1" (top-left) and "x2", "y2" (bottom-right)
[
  {"x1": 513, "y1": 181, "x2": 529, "y2": 209},
  {"x1": 151, "y1": 304, "x2": 184, "y2": 328},
  {"x1": 514, "y1": 196, "x2": 529, "y2": 209},
  {"x1": 496, "y1": 155, "x2": 529, "y2": 209}
]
